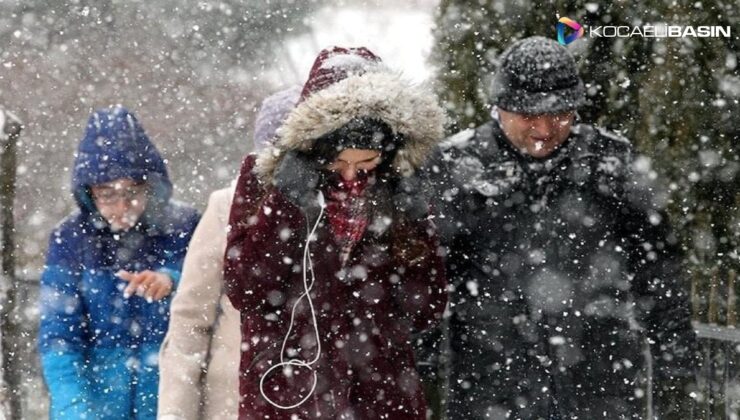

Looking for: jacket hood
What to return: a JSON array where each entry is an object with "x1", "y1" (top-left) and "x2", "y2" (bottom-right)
[
  {"x1": 255, "y1": 70, "x2": 446, "y2": 183},
  {"x1": 72, "y1": 106, "x2": 172, "y2": 214}
]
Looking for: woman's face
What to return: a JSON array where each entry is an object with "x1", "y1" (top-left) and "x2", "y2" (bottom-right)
[
  {"x1": 90, "y1": 178, "x2": 148, "y2": 231},
  {"x1": 324, "y1": 149, "x2": 382, "y2": 181}
]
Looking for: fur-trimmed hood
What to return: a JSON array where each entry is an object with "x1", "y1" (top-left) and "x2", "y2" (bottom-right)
[{"x1": 255, "y1": 70, "x2": 446, "y2": 183}]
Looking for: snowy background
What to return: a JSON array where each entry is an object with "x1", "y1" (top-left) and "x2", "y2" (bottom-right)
[{"x1": 0, "y1": 0, "x2": 738, "y2": 417}]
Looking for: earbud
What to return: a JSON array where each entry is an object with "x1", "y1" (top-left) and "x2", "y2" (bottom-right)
[{"x1": 317, "y1": 190, "x2": 326, "y2": 209}]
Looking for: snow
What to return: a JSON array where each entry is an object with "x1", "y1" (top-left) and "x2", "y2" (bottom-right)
[
  {"x1": 0, "y1": 0, "x2": 736, "y2": 418},
  {"x1": 272, "y1": 3, "x2": 435, "y2": 85},
  {"x1": 319, "y1": 53, "x2": 381, "y2": 72},
  {"x1": 0, "y1": 112, "x2": 5, "y2": 141}
]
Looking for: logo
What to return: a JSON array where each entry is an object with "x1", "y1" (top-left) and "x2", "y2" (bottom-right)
[
  {"x1": 555, "y1": 16, "x2": 731, "y2": 43},
  {"x1": 556, "y1": 17, "x2": 584, "y2": 45}
]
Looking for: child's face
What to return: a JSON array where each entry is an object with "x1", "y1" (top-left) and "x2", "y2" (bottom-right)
[{"x1": 90, "y1": 178, "x2": 148, "y2": 231}]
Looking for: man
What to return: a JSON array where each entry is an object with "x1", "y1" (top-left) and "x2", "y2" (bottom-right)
[{"x1": 425, "y1": 36, "x2": 698, "y2": 419}]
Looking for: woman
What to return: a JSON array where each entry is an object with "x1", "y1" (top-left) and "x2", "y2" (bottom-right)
[
  {"x1": 224, "y1": 47, "x2": 448, "y2": 419},
  {"x1": 157, "y1": 86, "x2": 300, "y2": 420},
  {"x1": 38, "y1": 106, "x2": 199, "y2": 419}
]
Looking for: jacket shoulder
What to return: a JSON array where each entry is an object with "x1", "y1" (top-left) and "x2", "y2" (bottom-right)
[
  {"x1": 570, "y1": 124, "x2": 633, "y2": 171},
  {"x1": 435, "y1": 123, "x2": 500, "y2": 170},
  {"x1": 440, "y1": 122, "x2": 499, "y2": 153},
  {"x1": 48, "y1": 211, "x2": 89, "y2": 249},
  {"x1": 439, "y1": 128, "x2": 476, "y2": 152},
  {"x1": 52, "y1": 211, "x2": 86, "y2": 234},
  {"x1": 43, "y1": 212, "x2": 90, "y2": 272},
  {"x1": 570, "y1": 124, "x2": 637, "y2": 200},
  {"x1": 159, "y1": 201, "x2": 201, "y2": 235},
  {"x1": 573, "y1": 124, "x2": 633, "y2": 159},
  {"x1": 208, "y1": 186, "x2": 235, "y2": 209},
  {"x1": 205, "y1": 186, "x2": 235, "y2": 227}
]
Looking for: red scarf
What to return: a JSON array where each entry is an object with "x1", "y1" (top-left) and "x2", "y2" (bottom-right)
[{"x1": 324, "y1": 175, "x2": 371, "y2": 265}]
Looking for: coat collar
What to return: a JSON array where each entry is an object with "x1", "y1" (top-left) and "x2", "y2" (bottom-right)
[{"x1": 444, "y1": 121, "x2": 618, "y2": 199}]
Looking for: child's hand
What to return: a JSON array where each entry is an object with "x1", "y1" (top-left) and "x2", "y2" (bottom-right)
[{"x1": 117, "y1": 270, "x2": 173, "y2": 302}]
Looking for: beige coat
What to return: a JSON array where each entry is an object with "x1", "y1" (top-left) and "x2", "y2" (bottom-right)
[{"x1": 158, "y1": 186, "x2": 240, "y2": 420}]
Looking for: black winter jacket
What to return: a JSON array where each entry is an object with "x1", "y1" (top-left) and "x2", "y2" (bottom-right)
[{"x1": 421, "y1": 121, "x2": 698, "y2": 419}]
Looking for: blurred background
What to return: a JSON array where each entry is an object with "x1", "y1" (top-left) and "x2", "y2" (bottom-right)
[{"x1": 0, "y1": 0, "x2": 737, "y2": 417}]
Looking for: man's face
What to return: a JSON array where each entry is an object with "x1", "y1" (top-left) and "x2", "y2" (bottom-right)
[{"x1": 498, "y1": 109, "x2": 575, "y2": 158}]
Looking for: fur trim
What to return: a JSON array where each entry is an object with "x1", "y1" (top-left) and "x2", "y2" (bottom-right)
[{"x1": 255, "y1": 71, "x2": 446, "y2": 183}]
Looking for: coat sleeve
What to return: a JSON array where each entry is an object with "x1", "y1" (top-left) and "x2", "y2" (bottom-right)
[
  {"x1": 223, "y1": 155, "x2": 298, "y2": 313},
  {"x1": 413, "y1": 147, "x2": 479, "y2": 384},
  {"x1": 425, "y1": 146, "x2": 486, "y2": 246},
  {"x1": 223, "y1": 154, "x2": 264, "y2": 313},
  {"x1": 620, "y1": 200, "x2": 700, "y2": 416},
  {"x1": 38, "y1": 225, "x2": 93, "y2": 419},
  {"x1": 392, "y1": 219, "x2": 448, "y2": 333},
  {"x1": 157, "y1": 190, "x2": 230, "y2": 419}
]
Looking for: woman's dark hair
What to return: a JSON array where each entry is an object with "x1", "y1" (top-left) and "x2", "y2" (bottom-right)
[{"x1": 309, "y1": 117, "x2": 406, "y2": 179}]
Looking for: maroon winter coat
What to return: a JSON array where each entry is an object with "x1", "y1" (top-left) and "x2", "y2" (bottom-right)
[
  {"x1": 225, "y1": 46, "x2": 448, "y2": 419},
  {"x1": 224, "y1": 155, "x2": 447, "y2": 419}
]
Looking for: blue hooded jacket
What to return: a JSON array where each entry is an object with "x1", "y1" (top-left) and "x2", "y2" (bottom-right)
[{"x1": 38, "y1": 107, "x2": 200, "y2": 420}]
